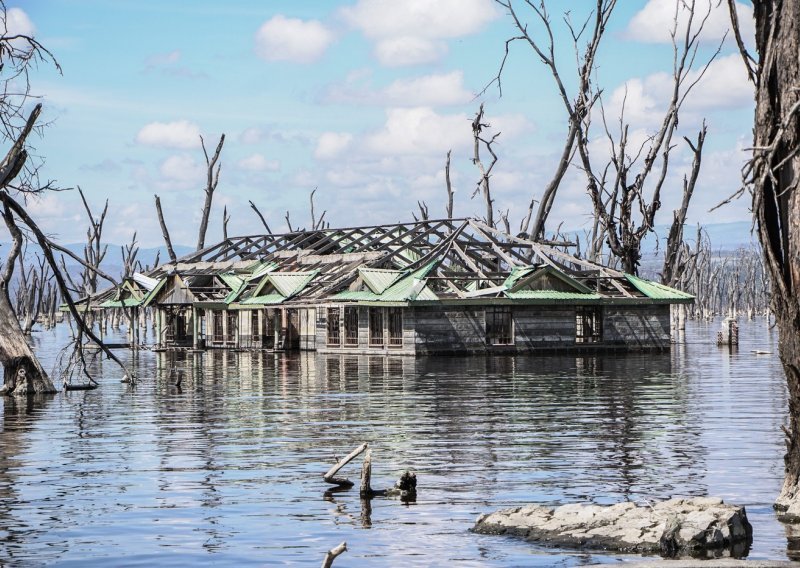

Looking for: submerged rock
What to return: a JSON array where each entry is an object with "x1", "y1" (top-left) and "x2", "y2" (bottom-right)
[{"x1": 473, "y1": 497, "x2": 752, "y2": 557}]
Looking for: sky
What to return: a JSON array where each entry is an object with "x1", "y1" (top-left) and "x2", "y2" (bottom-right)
[{"x1": 9, "y1": 0, "x2": 755, "y2": 249}]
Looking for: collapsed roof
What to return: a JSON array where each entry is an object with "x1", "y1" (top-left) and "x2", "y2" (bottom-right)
[{"x1": 87, "y1": 218, "x2": 693, "y2": 309}]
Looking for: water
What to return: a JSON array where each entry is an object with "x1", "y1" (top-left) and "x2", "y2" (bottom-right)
[{"x1": 0, "y1": 319, "x2": 788, "y2": 566}]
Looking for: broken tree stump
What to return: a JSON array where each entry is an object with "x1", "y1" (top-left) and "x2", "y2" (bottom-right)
[
  {"x1": 360, "y1": 448, "x2": 373, "y2": 498},
  {"x1": 323, "y1": 443, "x2": 367, "y2": 487}
]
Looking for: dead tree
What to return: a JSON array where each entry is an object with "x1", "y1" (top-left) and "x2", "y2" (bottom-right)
[
  {"x1": 489, "y1": 0, "x2": 615, "y2": 239},
  {"x1": 471, "y1": 103, "x2": 500, "y2": 228},
  {"x1": 662, "y1": 125, "x2": 707, "y2": 286},
  {"x1": 578, "y1": 0, "x2": 719, "y2": 274},
  {"x1": 445, "y1": 149, "x2": 454, "y2": 218},
  {"x1": 196, "y1": 133, "x2": 225, "y2": 251},
  {"x1": 154, "y1": 194, "x2": 177, "y2": 263},
  {"x1": 248, "y1": 200, "x2": 272, "y2": 234},
  {"x1": 729, "y1": 0, "x2": 800, "y2": 517}
]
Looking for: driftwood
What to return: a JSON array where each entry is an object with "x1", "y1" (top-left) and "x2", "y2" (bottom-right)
[
  {"x1": 64, "y1": 383, "x2": 98, "y2": 391},
  {"x1": 321, "y1": 542, "x2": 346, "y2": 568},
  {"x1": 323, "y1": 442, "x2": 367, "y2": 487}
]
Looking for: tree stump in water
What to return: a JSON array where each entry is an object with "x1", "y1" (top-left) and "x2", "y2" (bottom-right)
[{"x1": 0, "y1": 292, "x2": 56, "y2": 395}]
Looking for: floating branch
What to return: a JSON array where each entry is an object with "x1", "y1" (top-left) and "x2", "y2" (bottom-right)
[
  {"x1": 321, "y1": 542, "x2": 346, "y2": 568},
  {"x1": 323, "y1": 442, "x2": 368, "y2": 487}
]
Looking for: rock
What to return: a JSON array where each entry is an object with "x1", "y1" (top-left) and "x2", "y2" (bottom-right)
[{"x1": 473, "y1": 497, "x2": 752, "y2": 558}]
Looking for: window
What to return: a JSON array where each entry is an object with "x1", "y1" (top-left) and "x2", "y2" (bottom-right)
[
  {"x1": 576, "y1": 306, "x2": 602, "y2": 343},
  {"x1": 213, "y1": 311, "x2": 224, "y2": 343},
  {"x1": 251, "y1": 310, "x2": 259, "y2": 342},
  {"x1": 486, "y1": 306, "x2": 513, "y2": 345},
  {"x1": 369, "y1": 308, "x2": 384, "y2": 347},
  {"x1": 226, "y1": 311, "x2": 238, "y2": 344},
  {"x1": 344, "y1": 307, "x2": 359, "y2": 347},
  {"x1": 327, "y1": 307, "x2": 341, "y2": 346},
  {"x1": 388, "y1": 308, "x2": 403, "y2": 348}
]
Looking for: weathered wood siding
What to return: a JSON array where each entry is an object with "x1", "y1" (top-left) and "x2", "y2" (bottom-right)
[
  {"x1": 602, "y1": 305, "x2": 671, "y2": 348},
  {"x1": 413, "y1": 306, "x2": 487, "y2": 354},
  {"x1": 513, "y1": 306, "x2": 576, "y2": 349}
]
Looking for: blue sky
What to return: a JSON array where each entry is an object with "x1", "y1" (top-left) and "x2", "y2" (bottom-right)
[{"x1": 13, "y1": 0, "x2": 754, "y2": 248}]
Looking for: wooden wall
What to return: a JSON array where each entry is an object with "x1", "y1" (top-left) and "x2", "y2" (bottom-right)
[{"x1": 602, "y1": 304, "x2": 671, "y2": 348}]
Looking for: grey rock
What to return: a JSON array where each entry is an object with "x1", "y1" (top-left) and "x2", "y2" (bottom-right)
[{"x1": 473, "y1": 497, "x2": 752, "y2": 558}]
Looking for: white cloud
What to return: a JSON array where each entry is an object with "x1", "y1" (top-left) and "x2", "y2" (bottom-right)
[
  {"x1": 341, "y1": 0, "x2": 497, "y2": 66},
  {"x1": 325, "y1": 70, "x2": 474, "y2": 106},
  {"x1": 136, "y1": 120, "x2": 201, "y2": 149},
  {"x1": 383, "y1": 71, "x2": 473, "y2": 105},
  {"x1": 374, "y1": 37, "x2": 445, "y2": 67},
  {"x1": 315, "y1": 132, "x2": 353, "y2": 159},
  {"x1": 239, "y1": 127, "x2": 264, "y2": 145},
  {"x1": 689, "y1": 53, "x2": 753, "y2": 110},
  {"x1": 159, "y1": 154, "x2": 205, "y2": 185},
  {"x1": 237, "y1": 153, "x2": 280, "y2": 172},
  {"x1": 254, "y1": 15, "x2": 334, "y2": 64},
  {"x1": 625, "y1": 0, "x2": 754, "y2": 45},
  {"x1": 7, "y1": 7, "x2": 35, "y2": 36},
  {"x1": 603, "y1": 53, "x2": 753, "y2": 131},
  {"x1": 364, "y1": 107, "x2": 471, "y2": 156}
]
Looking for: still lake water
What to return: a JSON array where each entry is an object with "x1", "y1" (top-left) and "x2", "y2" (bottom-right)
[{"x1": 0, "y1": 319, "x2": 789, "y2": 566}]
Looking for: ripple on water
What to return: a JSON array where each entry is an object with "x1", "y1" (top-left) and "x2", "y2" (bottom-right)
[{"x1": 0, "y1": 319, "x2": 788, "y2": 565}]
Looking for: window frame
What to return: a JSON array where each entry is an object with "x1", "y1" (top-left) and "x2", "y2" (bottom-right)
[
  {"x1": 486, "y1": 306, "x2": 513, "y2": 346},
  {"x1": 575, "y1": 306, "x2": 602, "y2": 343},
  {"x1": 327, "y1": 307, "x2": 341, "y2": 347}
]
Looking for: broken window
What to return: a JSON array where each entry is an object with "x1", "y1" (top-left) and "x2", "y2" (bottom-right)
[
  {"x1": 344, "y1": 306, "x2": 359, "y2": 347},
  {"x1": 388, "y1": 308, "x2": 403, "y2": 348},
  {"x1": 369, "y1": 307, "x2": 384, "y2": 347},
  {"x1": 486, "y1": 306, "x2": 513, "y2": 345},
  {"x1": 327, "y1": 307, "x2": 341, "y2": 347},
  {"x1": 576, "y1": 306, "x2": 602, "y2": 343}
]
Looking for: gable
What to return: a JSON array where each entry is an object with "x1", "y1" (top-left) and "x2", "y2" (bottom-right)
[{"x1": 508, "y1": 266, "x2": 592, "y2": 294}]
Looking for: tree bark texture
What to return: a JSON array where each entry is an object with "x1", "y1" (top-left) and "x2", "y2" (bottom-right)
[
  {"x1": 750, "y1": 0, "x2": 800, "y2": 516},
  {"x1": 0, "y1": 290, "x2": 54, "y2": 394}
]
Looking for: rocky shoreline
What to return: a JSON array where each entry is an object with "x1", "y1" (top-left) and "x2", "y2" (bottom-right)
[{"x1": 473, "y1": 497, "x2": 752, "y2": 558}]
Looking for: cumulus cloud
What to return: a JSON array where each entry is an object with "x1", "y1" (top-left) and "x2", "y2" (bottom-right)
[
  {"x1": 374, "y1": 36, "x2": 446, "y2": 67},
  {"x1": 255, "y1": 15, "x2": 334, "y2": 63},
  {"x1": 341, "y1": 0, "x2": 497, "y2": 66},
  {"x1": 325, "y1": 70, "x2": 474, "y2": 107},
  {"x1": 603, "y1": 53, "x2": 753, "y2": 130},
  {"x1": 136, "y1": 120, "x2": 201, "y2": 149},
  {"x1": 382, "y1": 71, "x2": 473, "y2": 105},
  {"x1": 159, "y1": 154, "x2": 205, "y2": 185},
  {"x1": 7, "y1": 7, "x2": 35, "y2": 36},
  {"x1": 625, "y1": 0, "x2": 754, "y2": 45},
  {"x1": 237, "y1": 153, "x2": 280, "y2": 172},
  {"x1": 364, "y1": 107, "x2": 471, "y2": 156},
  {"x1": 315, "y1": 132, "x2": 353, "y2": 159}
]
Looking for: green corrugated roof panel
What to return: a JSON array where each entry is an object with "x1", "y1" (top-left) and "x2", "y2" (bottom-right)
[
  {"x1": 219, "y1": 273, "x2": 245, "y2": 291},
  {"x1": 239, "y1": 294, "x2": 286, "y2": 305},
  {"x1": 504, "y1": 290, "x2": 603, "y2": 300},
  {"x1": 99, "y1": 298, "x2": 143, "y2": 308},
  {"x1": 142, "y1": 278, "x2": 167, "y2": 307},
  {"x1": 246, "y1": 261, "x2": 278, "y2": 281},
  {"x1": 359, "y1": 267, "x2": 403, "y2": 294},
  {"x1": 502, "y1": 265, "x2": 537, "y2": 288},
  {"x1": 332, "y1": 290, "x2": 382, "y2": 301},
  {"x1": 625, "y1": 274, "x2": 694, "y2": 301},
  {"x1": 267, "y1": 271, "x2": 318, "y2": 297}
]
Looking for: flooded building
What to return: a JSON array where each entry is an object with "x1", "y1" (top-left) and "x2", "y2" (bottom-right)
[{"x1": 87, "y1": 218, "x2": 692, "y2": 354}]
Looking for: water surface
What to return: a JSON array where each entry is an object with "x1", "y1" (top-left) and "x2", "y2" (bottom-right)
[{"x1": 0, "y1": 318, "x2": 788, "y2": 565}]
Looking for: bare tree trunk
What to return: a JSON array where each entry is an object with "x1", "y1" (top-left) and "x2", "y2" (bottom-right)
[
  {"x1": 747, "y1": 0, "x2": 800, "y2": 518},
  {"x1": 196, "y1": 134, "x2": 225, "y2": 251},
  {"x1": 154, "y1": 194, "x2": 177, "y2": 263}
]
